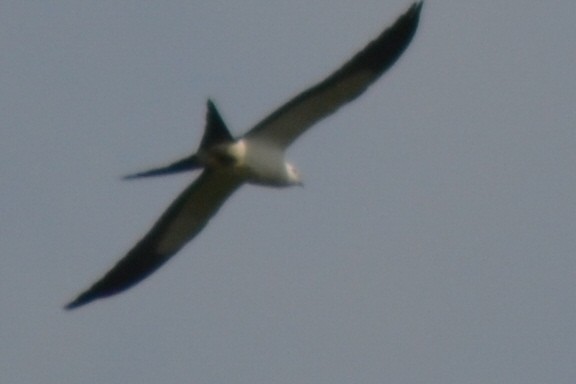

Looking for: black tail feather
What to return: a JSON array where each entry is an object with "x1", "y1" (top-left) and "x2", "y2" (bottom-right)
[
  {"x1": 123, "y1": 154, "x2": 201, "y2": 180},
  {"x1": 200, "y1": 100, "x2": 233, "y2": 149}
]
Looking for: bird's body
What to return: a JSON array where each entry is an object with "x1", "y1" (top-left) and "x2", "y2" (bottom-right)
[
  {"x1": 66, "y1": 2, "x2": 423, "y2": 309},
  {"x1": 210, "y1": 139, "x2": 298, "y2": 187}
]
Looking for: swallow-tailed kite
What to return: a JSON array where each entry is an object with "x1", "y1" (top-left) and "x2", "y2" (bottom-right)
[{"x1": 66, "y1": 2, "x2": 423, "y2": 309}]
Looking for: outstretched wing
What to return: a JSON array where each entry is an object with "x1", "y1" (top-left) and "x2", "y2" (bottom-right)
[
  {"x1": 245, "y1": 2, "x2": 422, "y2": 149},
  {"x1": 66, "y1": 171, "x2": 243, "y2": 309}
]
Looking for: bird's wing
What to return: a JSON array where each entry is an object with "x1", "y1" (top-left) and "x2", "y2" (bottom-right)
[
  {"x1": 66, "y1": 170, "x2": 243, "y2": 309},
  {"x1": 245, "y1": 2, "x2": 422, "y2": 149}
]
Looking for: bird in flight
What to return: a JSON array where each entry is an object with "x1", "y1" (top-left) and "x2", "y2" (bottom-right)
[{"x1": 66, "y1": 2, "x2": 423, "y2": 309}]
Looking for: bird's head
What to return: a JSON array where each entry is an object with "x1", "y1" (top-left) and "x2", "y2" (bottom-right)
[{"x1": 285, "y1": 163, "x2": 303, "y2": 187}]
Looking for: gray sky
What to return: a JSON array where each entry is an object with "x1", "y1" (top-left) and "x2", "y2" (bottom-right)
[{"x1": 1, "y1": 1, "x2": 575, "y2": 383}]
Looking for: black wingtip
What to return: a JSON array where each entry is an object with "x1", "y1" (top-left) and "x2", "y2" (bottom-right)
[
  {"x1": 355, "y1": 0, "x2": 423, "y2": 75},
  {"x1": 64, "y1": 291, "x2": 97, "y2": 310},
  {"x1": 64, "y1": 300, "x2": 83, "y2": 310},
  {"x1": 409, "y1": 2, "x2": 424, "y2": 27},
  {"x1": 412, "y1": 2, "x2": 424, "y2": 17},
  {"x1": 410, "y1": 2, "x2": 424, "y2": 23}
]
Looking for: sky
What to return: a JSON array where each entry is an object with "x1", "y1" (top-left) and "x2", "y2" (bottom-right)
[{"x1": 1, "y1": 1, "x2": 575, "y2": 383}]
